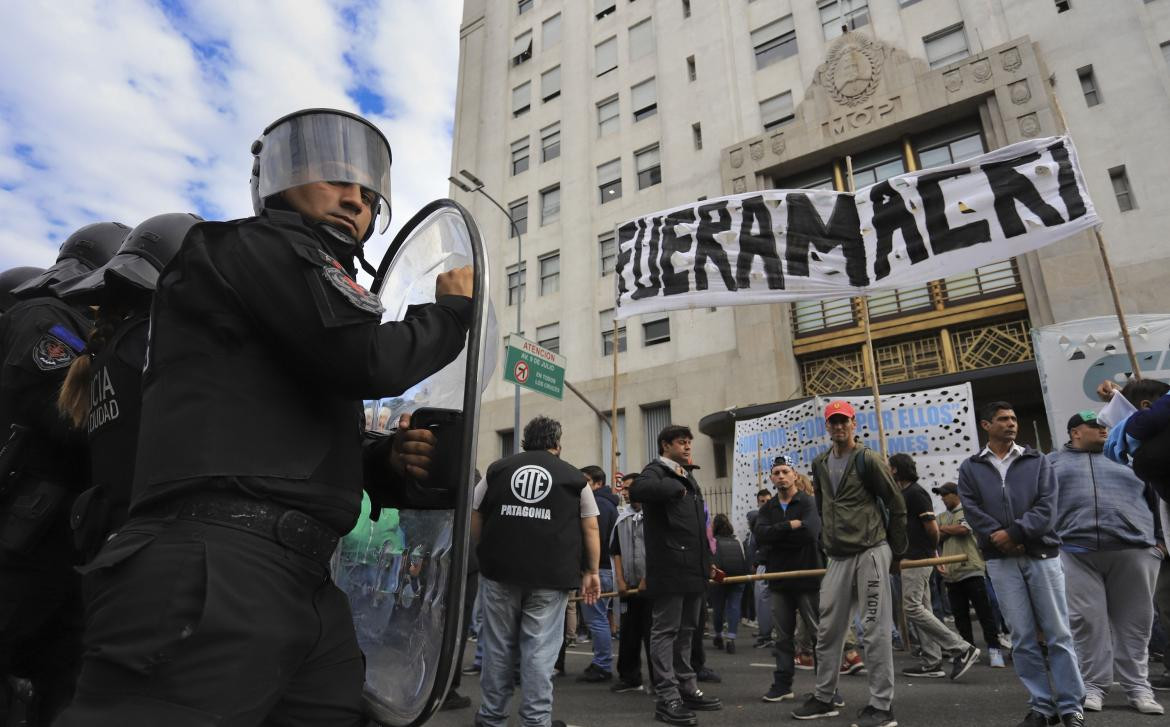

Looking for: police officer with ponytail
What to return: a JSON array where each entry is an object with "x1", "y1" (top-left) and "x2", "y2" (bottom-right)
[
  {"x1": 53, "y1": 213, "x2": 202, "y2": 557},
  {"x1": 0, "y1": 222, "x2": 126, "y2": 725},
  {"x1": 57, "y1": 108, "x2": 473, "y2": 726}
]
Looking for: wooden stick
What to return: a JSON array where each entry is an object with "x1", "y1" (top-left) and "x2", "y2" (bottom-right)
[
  {"x1": 611, "y1": 318, "x2": 620, "y2": 483},
  {"x1": 574, "y1": 554, "x2": 968, "y2": 601}
]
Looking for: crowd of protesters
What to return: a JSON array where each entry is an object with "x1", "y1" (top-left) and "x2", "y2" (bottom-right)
[{"x1": 462, "y1": 377, "x2": 1170, "y2": 727}]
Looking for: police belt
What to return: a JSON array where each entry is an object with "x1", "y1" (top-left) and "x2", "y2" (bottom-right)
[{"x1": 146, "y1": 492, "x2": 340, "y2": 564}]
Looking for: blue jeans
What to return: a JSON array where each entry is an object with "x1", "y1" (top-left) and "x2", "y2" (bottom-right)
[
  {"x1": 476, "y1": 577, "x2": 568, "y2": 727},
  {"x1": 710, "y1": 583, "x2": 745, "y2": 639},
  {"x1": 581, "y1": 569, "x2": 614, "y2": 671},
  {"x1": 986, "y1": 557, "x2": 1086, "y2": 717}
]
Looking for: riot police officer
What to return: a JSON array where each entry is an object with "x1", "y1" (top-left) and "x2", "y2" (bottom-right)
[
  {"x1": 0, "y1": 223, "x2": 127, "y2": 725},
  {"x1": 57, "y1": 108, "x2": 473, "y2": 726},
  {"x1": 53, "y1": 213, "x2": 203, "y2": 557},
  {"x1": 0, "y1": 267, "x2": 46, "y2": 316}
]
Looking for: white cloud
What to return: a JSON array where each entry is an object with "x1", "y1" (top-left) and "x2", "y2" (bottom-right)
[{"x1": 0, "y1": 0, "x2": 463, "y2": 281}]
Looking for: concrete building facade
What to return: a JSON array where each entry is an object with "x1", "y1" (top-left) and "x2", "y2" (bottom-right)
[{"x1": 450, "y1": 0, "x2": 1170, "y2": 514}]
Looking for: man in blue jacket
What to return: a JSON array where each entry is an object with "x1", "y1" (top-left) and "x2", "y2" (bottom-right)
[
  {"x1": 958, "y1": 401, "x2": 1086, "y2": 727},
  {"x1": 1050, "y1": 411, "x2": 1163, "y2": 715}
]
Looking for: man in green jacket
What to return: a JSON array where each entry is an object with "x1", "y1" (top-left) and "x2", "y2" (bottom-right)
[{"x1": 792, "y1": 400, "x2": 907, "y2": 727}]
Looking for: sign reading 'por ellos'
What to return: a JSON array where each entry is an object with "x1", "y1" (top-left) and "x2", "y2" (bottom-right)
[{"x1": 614, "y1": 135, "x2": 1098, "y2": 319}]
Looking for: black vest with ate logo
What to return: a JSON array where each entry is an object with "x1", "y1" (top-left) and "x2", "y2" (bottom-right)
[
  {"x1": 87, "y1": 315, "x2": 148, "y2": 525},
  {"x1": 478, "y1": 449, "x2": 584, "y2": 590}
]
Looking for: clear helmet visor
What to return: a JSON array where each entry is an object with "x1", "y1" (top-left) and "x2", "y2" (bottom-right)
[{"x1": 256, "y1": 110, "x2": 393, "y2": 234}]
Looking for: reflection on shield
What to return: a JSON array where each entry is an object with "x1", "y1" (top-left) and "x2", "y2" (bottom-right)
[{"x1": 332, "y1": 200, "x2": 492, "y2": 727}]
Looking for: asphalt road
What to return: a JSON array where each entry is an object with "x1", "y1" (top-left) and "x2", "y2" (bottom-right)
[{"x1": 426, "y1": 634, "x2": 1168, "y2": 727}]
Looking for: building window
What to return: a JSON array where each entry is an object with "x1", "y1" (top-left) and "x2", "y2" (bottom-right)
[
  {"x1": 1055, "y1": 0, "x2": 1071, "y2": 11},
  {"x1": 600, "y1": 410, "x2": 627, "y2": 474},
  {"x1": 1109, "y1": 166, "x2": 1135, "y2": 212},
  {"x1": 595, "y1": 36, "x2": 618, "y2": 76},
  {"x1": 793, "y1": 297, "x2": 855, "y2": 334},
  {"x1": 1078, "y1": 65, "x2": 1101, "y2": 107},
  {"x1": 635, "y1": 144, "x2": 662, "y2": 190},
  {"x1": 774, "y1": 165, "x2": 835, "y2": 190},
  {"x1": 642, "y1": 403, "x2": 672, "y2": 460},
  {"x1": 598, "y1": 159, "x2": 622, "y2": 203},
  {"x1": 597, "y1": 95, "x2": 620, "y2": 136},
  {"x1": 752, "y1": 15, "x2": 797, "y2": 70},
  {"x1": 511, "y1": 30, "x2": 533, "y2": 66},
  {"x1": 508, "y1": 198, "x2": 528, "y2": 237},
  {"x1": 682, "y1": 0, "x2": 691, "y2": 18},
  {"x1": 512, "y1": 81, "x2": 531, "y2": 117},
  {"x1": 506, "y1": 262, "x2": 527, "y2": 305},
  {"x1": 915, "y1": 121, "x2": 985, "y2": 168},
  {"x1": 924, "y1": 24, "x2": 969, "y2": 69},
  {"x1": 601, "y1": 308, "x2": 628, "y2": 355},
  {"x1": 536, "y1": 323, "x2": 560, "y2": 353},
  {"x1": 686, "y1": 55, "x2": 696, "y2": 81},
  {"x1": 943, "y1": 260, "x2": 1020, "y2": 302},
  {"x1": 541, "y1": 185, "x2": 560, "y2": 224},
  {"x1": 499, "y1": 429, "x2": 515, "y2": 458},
  {"x1": 541, "y1": 65, "x2": 561, "y2": 101},
  {"x1": 599, "y1": 232, "x2": 616, "y2": 276},
  {"x1": 692, "y1": 122, "x2": 702, "y2": 150},
  {"x1": 632, "y1": 77, "x2": 657, "y2": 121},
  {"x1": 819, "y1": 0, "x2": 869, "y2": 40},
  {"x1": 595, "y1": 0, "x2": 616, "y2": 20},
  {"x1": 642, "y1": 315, "x2": 670, "y2": 345},
  {"x1": 518, "y1": 0, "x2": 532, "y2": 15},
  {"x1": 629, "y1": 18, "x2": 655, "y2": 60},
  {"x1": 850, "y1": 144, "x2": 905, "y2": 187},
  {"x1": 759, "y1": 91, "x2": 794, "y2": 130},
  {"x1": 542, "y1": 13, "x2": 561, "y2": 48},
  {"x1": 540, "y1": 122, "x2": 560, "y2": 162},
  {"x1": 539, "y1": 253, "x2": 560, "y2": 295},
  {"x1": 510, "y1": 137, "x2": 529, "y2": 176}
]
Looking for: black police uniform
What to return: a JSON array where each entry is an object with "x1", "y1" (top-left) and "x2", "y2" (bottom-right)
[
  {"x1": 477, "y1": 450, "x2": 586, "y2": 591},
  {"x1": 0, "y1": 294, "x2": 92, "y2": 723},
  {"x1": 59, "y1": 208, "x2": 471, "y2": 727},
  {"x1": 70, "y1": 314, "x2": 149, "y2": 557}
]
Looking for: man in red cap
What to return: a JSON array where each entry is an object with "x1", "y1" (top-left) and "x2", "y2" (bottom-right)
[{"x1": 792, "y1": 400, "x2": 907, "y2": 727}]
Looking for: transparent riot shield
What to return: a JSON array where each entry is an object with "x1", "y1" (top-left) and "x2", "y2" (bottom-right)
[{"x1": 332, "y1": 199, "x2": 492, "y2": 727}]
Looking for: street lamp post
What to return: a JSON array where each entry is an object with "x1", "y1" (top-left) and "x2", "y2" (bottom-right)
[{"x1": 449, "y1": 170, "x2": 522, "y2": 454}]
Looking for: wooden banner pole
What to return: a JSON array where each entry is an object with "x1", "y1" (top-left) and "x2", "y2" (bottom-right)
[{"x1": 611, "y1": 318, "x2": 620, "y2": 487}]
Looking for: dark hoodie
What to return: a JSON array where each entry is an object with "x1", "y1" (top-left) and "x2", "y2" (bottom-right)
[{"x1": 594, "y1": 485, "x2": 620, "y2": 571}]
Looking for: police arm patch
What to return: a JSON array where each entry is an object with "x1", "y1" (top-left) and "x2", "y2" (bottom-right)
[
  {"x1": 320, "y1": 257, "x2": 384, "y2": 316},
  {"x1": 33, "y1": 324, "x2": 84, "y2": 371}
]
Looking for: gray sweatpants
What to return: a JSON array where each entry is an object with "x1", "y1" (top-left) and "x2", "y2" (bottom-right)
[
  {"x1": 901, "y1": 565, "x2": 971, "y2": 666},
  {"x1": 1062, "y1": 547, "x2": 1162, "y2": 701},
  {"x1": 814, "y1": 543, "x2": 895, "y2": 711},
  {"x1": 649, "y1": 592, "x2": 702, "y2": 702}
]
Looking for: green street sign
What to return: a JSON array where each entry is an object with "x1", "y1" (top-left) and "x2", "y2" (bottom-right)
[{"x1": 503, "y1": 334, "x2": 566, "y2": 400}]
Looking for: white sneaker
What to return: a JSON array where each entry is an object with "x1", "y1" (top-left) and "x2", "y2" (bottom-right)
[
  {"x1": 988, "y1": 648, "x2": 1006, "y2": 668},
  {"x1": 1128, "y1": 696, "x2": 1164, "y2": 715},
  {"x1": 1083, "y1": 694, "x2": 1103, "y2": 712}
]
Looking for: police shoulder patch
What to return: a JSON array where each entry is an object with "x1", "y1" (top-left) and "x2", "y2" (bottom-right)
[
  {"x1": 319, "y1": 257, "x2": 384, "y2": 316},
  {"x1": 33, "y1": 324, "x2": 84, "y2": 371}
]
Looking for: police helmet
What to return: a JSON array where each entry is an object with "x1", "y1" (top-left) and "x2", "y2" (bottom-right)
[
  {"x1": 0, "y1": 266, "x2": 46, "y2": 314},
  {"x1": 54, "y1": 213, "x2": 203, "y2": 304},
  {"x1": 250, "y1": 108, "x2": 392, "y2": 244},
  {"x1": 12, "y1": 222, "x2": 129, "y2": 298}
]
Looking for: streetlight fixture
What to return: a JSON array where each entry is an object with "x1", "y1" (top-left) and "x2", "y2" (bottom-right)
[{"x1": 449, "y1": 170, "x2": 523, "y2": 454}]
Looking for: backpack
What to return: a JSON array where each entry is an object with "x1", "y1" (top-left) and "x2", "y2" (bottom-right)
[{"x1": 851, "y1": 446, "x2": 891, "y2": 529}]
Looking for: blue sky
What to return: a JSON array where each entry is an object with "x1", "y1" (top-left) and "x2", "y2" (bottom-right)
[{"x1": 0, "y1": 0, "x2": 463, "y2": 277}]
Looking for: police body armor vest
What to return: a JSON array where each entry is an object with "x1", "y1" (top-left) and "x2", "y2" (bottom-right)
[
  {"x1": 477, "y1": 450, "x2": 584, "y2": 590},
  {"x1": 132, "y1": 215, "x2": 364, "y2": 510},
  {"x1": 86, "y1": 315, "x2": 147, "y2": 524}
]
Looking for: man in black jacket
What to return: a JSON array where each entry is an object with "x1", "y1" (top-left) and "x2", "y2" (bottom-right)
[
  {"x1": 630, "y1": 425, "x2": 721, "y2": 726},
  {"x1": 754, "y1": 457, "x2": 824, "y2": 704}
]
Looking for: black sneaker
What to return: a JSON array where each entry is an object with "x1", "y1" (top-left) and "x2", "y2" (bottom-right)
[
  {"x1": 461, "y1": 664, "x2": 481, "y2": 676},
  {"x1": 655, "y1": 698, "x2": 698, "y2": 726},
  {"x1": 901, "y1": 664, "x2": 946, "y2": 678},
  {"x1": 696, "y1": 667, "x2": 721, "y2": 683},
  {"x1": 1059, "y1": 713, "x2": 1085, "y2": 727},
  {"x1": 577, "y1": 664, "x2": 613, "y2": 683},
  {"x1": 762, "y1": 685, "x2": 795, "y2": 702},
  {"x1": 611, "y1": 679, "x2": 645, "y2": 694},
  {"x1": 1015, "y1": 710, "x2": 1054, "y2": 727},
  {"x1": 725, "y1": 639, "x2": 736, "y2": 655},
  {"x1": 681, "y1": 689, "x2": 722, "y2": 711},
  {"x1": 1152, "y1": 672, "x2": 1170, "y2": 691},
  {"x1": 850, "y1": 705, "x2": 896, "y2": 727},
  {"x1": 754, "y1": 638, "x2": 775, "y2": 649},
  {"x1": 792, "y1": 695, "x2": 838, "y2": 720},
  {"x1": 439, "y1": 690, "x2": 471, "y2": 711},
  {"x1": 951, "y1": 645, "x2": 980, "y2": 681},
  {"x1": 712, "y1": 635, "x2": 724, "y2": 649}
]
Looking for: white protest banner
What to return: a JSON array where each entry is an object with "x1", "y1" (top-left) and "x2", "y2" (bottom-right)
[
  {"x1": 1032, "y1": 315, "x2": 1170, "y2": 446},
  {"x1": 615, "y1": 136, "x2": 1098, "y2": 319},
  {"x1": 730, "y1": 383, "x2": 978, "y2": 540}
]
